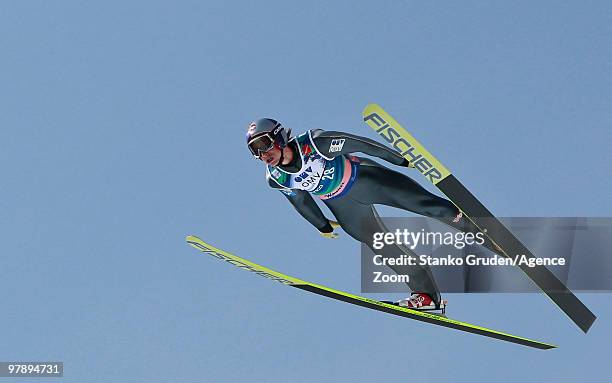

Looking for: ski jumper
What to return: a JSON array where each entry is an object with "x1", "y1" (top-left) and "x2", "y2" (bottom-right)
[{"x1": 266, "y1": 129, "x2": 483, "y2": 305}]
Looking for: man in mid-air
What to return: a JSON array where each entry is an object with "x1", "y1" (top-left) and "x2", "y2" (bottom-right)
[{"x1": 246, "y1": 118, "x2": 484, "y2": 312}]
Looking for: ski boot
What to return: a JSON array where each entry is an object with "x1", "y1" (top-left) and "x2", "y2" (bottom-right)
[{"x1": 381, "y1": 292, "x2": 447, "y2": 314}]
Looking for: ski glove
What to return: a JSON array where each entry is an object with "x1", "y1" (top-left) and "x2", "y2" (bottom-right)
[
  {"x1": 320, "y1": 220, "x2": 341, "y2": 239},
  {"x1": 400, "y1": 158, "x2": 416, "y2": 168}
]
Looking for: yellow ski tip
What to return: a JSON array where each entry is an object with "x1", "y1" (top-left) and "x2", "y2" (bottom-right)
[
  {"x1": 362, "y1": 103, "x2": 381, "y2": 115},
  {"x1": 186, "y1": 235, "x2": 202, "y2": 247}
]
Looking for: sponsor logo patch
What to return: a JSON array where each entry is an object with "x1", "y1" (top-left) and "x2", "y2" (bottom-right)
[{"x1": 329, "y1": 139, "x2": 345, "y2": 153}]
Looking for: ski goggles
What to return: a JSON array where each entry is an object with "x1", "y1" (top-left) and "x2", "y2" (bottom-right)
[{"x1": 247, "y1": 133, "x2": 276, "y2": 158}]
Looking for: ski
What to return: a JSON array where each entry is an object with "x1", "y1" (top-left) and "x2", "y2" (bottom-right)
[
  {"x1": 187, "y1": 235, "x2": 555, "y2": 349},
  {"x1": 362, "y1": 103, "x2": 596, "y2": 333}
]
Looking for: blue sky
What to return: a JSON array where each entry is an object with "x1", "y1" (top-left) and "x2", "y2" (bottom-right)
[{"x1": 1, "y1": 1, "x2": 611, "y2": 382}]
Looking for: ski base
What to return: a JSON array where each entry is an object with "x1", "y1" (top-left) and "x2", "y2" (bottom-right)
[
  {"x1": 187, "y1": 235, "x2": 556, "y2": 350},
  {"x1": 362, "y1": 103, "x2": 595, "y2": 333}
]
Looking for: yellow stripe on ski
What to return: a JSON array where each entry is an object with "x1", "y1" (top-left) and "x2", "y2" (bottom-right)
[{"x1": 362, "y1": 103, "x2": 451, "y2": 185}]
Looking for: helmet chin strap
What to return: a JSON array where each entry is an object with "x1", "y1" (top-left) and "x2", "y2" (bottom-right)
[
  {"x1": 277, "y1": 143, "x2": 285, "y2": 165},
  {"x1": 276, "y1": 142, "x2": 298, "y2": 167}
]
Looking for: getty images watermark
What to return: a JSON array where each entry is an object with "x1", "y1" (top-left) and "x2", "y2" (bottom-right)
[{"x1": 361, "y1": 217, "x2": 612, "y2": 293}]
